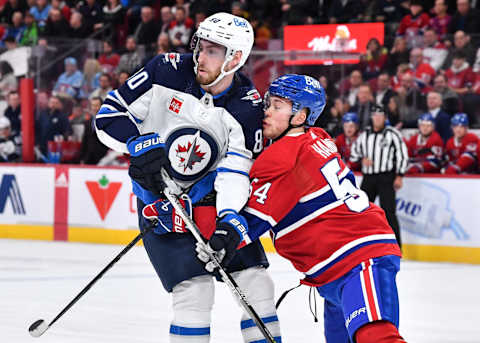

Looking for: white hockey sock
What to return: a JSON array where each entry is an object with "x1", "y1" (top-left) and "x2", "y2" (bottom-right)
[
  {"x1": 170, "y1": 275, "x2": 214, "y2": 343},
  {"x1": 233, "y1": 267, "x2": 282, "y2": 343}
]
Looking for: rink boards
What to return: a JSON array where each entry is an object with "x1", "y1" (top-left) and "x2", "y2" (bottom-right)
[{"x1": 1, "y1": 164, "x2": 480, "y2": 264}]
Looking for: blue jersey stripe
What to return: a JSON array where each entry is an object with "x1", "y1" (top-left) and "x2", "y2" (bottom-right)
[
  {"x1": 226, "y1": 151, "x2": 251, "y2": 159},
  {"x1": 242, "y1": 210, "x2": 272, "y2": 241},
  {"x1": 240, "y1": 315, "x2": 279, "y2": 330},
  {"x1": 169, "y1": 325, "x2": 210, "y2": 336},
  {"x1": 216, "y1": 167, "x2": 249, "y2": 177},
  {"x1": 306, "y1": 239, "x2": 398, "y2": 279},
  {"x1": 103, "y1": 98, "x2": 127, "y2": 112}
]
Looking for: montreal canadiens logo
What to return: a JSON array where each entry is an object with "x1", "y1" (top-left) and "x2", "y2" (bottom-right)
[{"x1": 166, "y1": 128, "x2": 219, "y2": 181}]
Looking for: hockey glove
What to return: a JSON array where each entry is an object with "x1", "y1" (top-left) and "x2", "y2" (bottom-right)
[
  {"x1": 142, "y1": 195, "x2": 192, "y2": 235},
  {"x1": 127, "y1": 133, "x2": 170, "y2": 196},
  {"x1": 196, "y1": 211, "x2": 247, "y2": 272}
]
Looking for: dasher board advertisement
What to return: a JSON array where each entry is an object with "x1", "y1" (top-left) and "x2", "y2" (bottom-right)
[{"x1": 283, "y1": 23, "x2": 384, "y2": 65}]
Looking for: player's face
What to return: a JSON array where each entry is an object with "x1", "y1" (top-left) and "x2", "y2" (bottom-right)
[
  {"x1": 452, "y1": 125, "x2": 467, "y2": 139},
  {"x1": 419, "y1": 122, "x2": 434, "y2": 137},
  {"x1": 196, "y1": 40, "x2": 226, "y2": 85},
  {"x1": 343, "y1": 122, "x2": 357, "y2": 138},
  {"x1": 263, "y1": 95, "x2": 292, "y2": 139}
]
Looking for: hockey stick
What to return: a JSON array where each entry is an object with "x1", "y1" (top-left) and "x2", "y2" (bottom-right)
[
  {"x1": 161, "y1": 172, "x2": 278, "y2": 343},
  {"x1": 28, "y1": 223, "x2": 155, "y2": 338}
]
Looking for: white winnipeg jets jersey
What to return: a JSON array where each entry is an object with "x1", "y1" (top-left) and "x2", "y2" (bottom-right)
[{"x1": 95, "y1": 53, "x2": 263, "y2": 214}]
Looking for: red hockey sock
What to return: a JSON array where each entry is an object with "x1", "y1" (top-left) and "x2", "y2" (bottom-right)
[{"x1": 355, "y1": 321, "x2": 407, "y2": 343}]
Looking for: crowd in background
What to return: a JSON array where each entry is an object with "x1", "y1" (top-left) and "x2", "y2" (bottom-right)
[{"x1": 0, "y1": 0, "x2": 479, "y2": 174}]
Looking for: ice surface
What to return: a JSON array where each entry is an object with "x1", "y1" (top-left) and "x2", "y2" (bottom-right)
[{"x1": 1, "y1": 239, "x2": 480, "y2": 342}]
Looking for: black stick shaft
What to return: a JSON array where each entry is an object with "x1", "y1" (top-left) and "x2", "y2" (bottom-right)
[{"x1": 47, "y1": 228, "x2": 149, "y2": 328}]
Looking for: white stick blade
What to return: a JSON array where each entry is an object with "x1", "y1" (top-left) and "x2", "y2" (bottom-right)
[{"x1": 29, "y1": 319, "x2": 48, "y2": 337}]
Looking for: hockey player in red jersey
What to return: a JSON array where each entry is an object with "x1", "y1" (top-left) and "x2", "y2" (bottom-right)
[
  {"x1": 335, "y1": 112, "x2": 359, "y2": 165},
  {"x1": 198, "y1": 74, "x2": 407, "y2": 343},
  {"x1": 405, "y1": 113, "x2": 444, "y2": 174},
  {"x1": 443, "y1": 113, "x2": 478, "y2": 174}
]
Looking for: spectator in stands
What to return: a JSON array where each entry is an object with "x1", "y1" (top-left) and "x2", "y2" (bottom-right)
[
  {"x1": 445, "y1": 50, "x2": 475, "y2": 96},
  {"x1": 448, "y1": 0, "x2": 480, "y2": 36},
  {"x1": 78, "y1": 0, "x2": 103, "y2": 32},
  {"x1": 386, "y1": 36, "x2": 410, "y2": 75},
  {"x1": 443, "y1": 112, "x2": 478, "y2": 174},
  {"x1": 386, "y1": 94, "x2": 403, "y2": 128},
  {"x1": 168, "y1": 6, "x2": 193, "y2": 53},
  {"x1": 397, "y1": 0, "x2": 430, "y2": 48},
  {"x1": 3, "y1": 11, "x2": 25, "y2": 44},
  {"x1": 79, "y1": 96, "x2": 108, "y2": 164},
  {"x1": 20, "y1": 11, "x2": 37, "y2": 46},
  {"x1": 335, "y1": 112, "x2": 359, "y2": 164},
  {"x1": 359, "y1": 38, "x2": 389, "y2": 80},
  {"x1": 51, "y1": 0, "x2": 71, "y2": 22},
  {"x1": 422, "y1": 28, "x2": 448, "y2": 71},
  {"x1": 159, "y1": 6, "x2": 173, "y2": 34},
  {"x1": 342, "y1": 69, "x2": 363, "y2": 107},
  {"x1": 83, "y1": 58, "x2": 102, "y2": 94},
  {"x1": 425, "y1": 90, "x2": 452, "y2": 142},
  {"x1": 117, "y1": 70, "x2": 129, "y2": 86},
  {"x1": 0, "y1": 0, "x2": 28, "y2": 25},
  {"x1": 116, "y1": 36, "x2": 142, "y2": 75},
  {"x1": 433, "y1": 73, "x2": 460, "y2": 115},
  {"x1": 405, "y1": 113, "x2": 444, "y2": 174},
  {"x1": 3, "y1": 91, "x2": 20, "y2": 134},
  {"x1": 0, "y1": 61, "x2": 17, "y2": 100},
  {"x1": 68, "y1": 101, "x2": 87, "y2": 142},
  {"x1": 0, "y1": 116, "x2": 21, "y2": 162},
  {"x1": 351, "y1": 83, "x2": 376, "y2": 130},
  {"x1": 391, "y1": 63, "x2": 410, "y2": 91},
  {"x1": 35, "y1": 95, "x2": 72, "y2": 155},
  {"x1": 429, "y1": 0, "x2": 451, "y2": 40},
  {"x1": 98, "y1": 40, "x2": 120, "y2": 75},
  {"x1": 473, "y1": 47, "x2": 480, "y2": 73},
  {"x1": 101, "y1": 0, "x2": 124, "y2": 45},
  {"x1": 172, "y1": 0, "x2": 190, "y2": 18},
  {"x1": 133, "y1": 6, "x2": 159, "y2": 52},
  {"x1": 281, "y1": 0, "x2": 315, "y2": 25},
  {"x1": 42, "y1": 8, "x2": 69, "y2": 39},
  {"x1": 156, "y1": 32, "x2": 170, "y2": 55},
  {"x1": 375, "y1": 71, "x2": 396, "y2": 110},
  {"x1": 53, "y1": 57, "x2": 86, "y2": 100},
  {"x1": 409, "y1": 47, "x2": 436, "y2": 93},
  {"x1": 396, "y1": 71, "x2": 427, "y2": 127},
  {"x1": 316, "y1": 97, "x2": 347, "y2": 138},
  {"x1": 89, "y1": 73, "x2": 112, "y2": 101},
  {"x1": 442, "y1": 30, "x2": 476, "y2": 69},
  {"x1": 29, "y1": 0, "x2": 51, "y2": 28},
  {"x1": 375, "y1": 0, "x2": 410, "y2": 25},
  {"x1": 68, "y1": 11, "x2": 92, "y2": 39},
  {"x1": 328, "y1": 0, "x2": 362, "y2": 24}
]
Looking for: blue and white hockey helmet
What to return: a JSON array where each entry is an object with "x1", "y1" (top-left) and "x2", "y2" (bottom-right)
[
  {"x1": 451, "y1": 113, "x2": 469, "y2": 127},
  {"x1": 418, "y1": 113, "x2": 435, "y2": 126},
  {"x1": 342, "y1": 112, "x2": 359, "y2": 124},
  {"x1": 266, "y1": 74, "x2": 326, "y2": 126}
]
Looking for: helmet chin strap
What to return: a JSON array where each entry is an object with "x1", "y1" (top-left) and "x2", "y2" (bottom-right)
[
  {"x1": 273, "y1": 113, "x2": 305, "y2": 142},
  {"x1": 203, "y1": 55, "x2": 235, "y2": 88}
]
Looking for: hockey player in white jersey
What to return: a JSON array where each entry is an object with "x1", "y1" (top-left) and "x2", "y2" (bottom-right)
[{"x1": 95, "y1": 13, "x2": 281, "y2": 343}]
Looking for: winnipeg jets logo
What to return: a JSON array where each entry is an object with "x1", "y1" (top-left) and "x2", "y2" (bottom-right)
[
  {"x1": 176, "y1": 131, "x2": 206, "y2": 172},
  {"x1": 166, "y1": 128, "x2": 218, "y2": 181},
  {"x1": 164, "y1": 52, "x2": 180, "y2": 70},
  {"x1": 241, "y1": 89, "x2": 262, "y2": 104}
]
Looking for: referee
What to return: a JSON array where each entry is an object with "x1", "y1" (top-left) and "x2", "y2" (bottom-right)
[{"x1": 350, "y1": 104, "x2": 408, "y2": 248}]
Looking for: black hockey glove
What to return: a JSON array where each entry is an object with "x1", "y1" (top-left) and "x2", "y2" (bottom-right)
[
  {"x1": 127, "y1": 133, "x2": 170, "y2": 196},
  {"x1": 196, "y1": 211, "x2": 248, "y2": 272}
]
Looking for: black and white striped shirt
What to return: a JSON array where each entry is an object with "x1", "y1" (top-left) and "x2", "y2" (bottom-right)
[{"x1": 350, "y1": 126, "x2": 408, "y2": 175}]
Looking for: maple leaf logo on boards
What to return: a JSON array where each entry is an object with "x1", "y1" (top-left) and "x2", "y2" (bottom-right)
[
  {"x1": 175, "y1": 133, "x2": 206, "y2": 172},
  {"x1": 86, "y1": 175, "x2": 122, "y2": 220}
]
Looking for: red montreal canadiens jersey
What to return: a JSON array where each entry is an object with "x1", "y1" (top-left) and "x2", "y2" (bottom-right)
[
  {"x1": 242, "y1": 128, "x2": 401, "y2": 287},
  {"x1": 445, "y1": 133, "x2": 479, "y2": 172},
  {"x1": 406, "y1": 131, "x2": 444, "y2": 173},
  {"x1": 335, "y1": 133, "x2": 358, "y2": 163}
]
